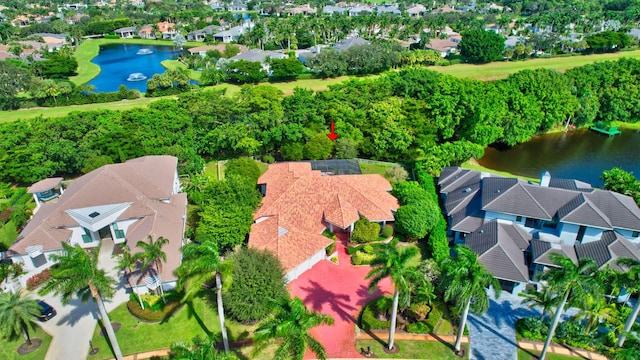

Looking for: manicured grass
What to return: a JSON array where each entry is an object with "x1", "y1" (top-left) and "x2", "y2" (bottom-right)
[
  {"x1": 517, "y1": 347, "x2": 585, "y2": 360},
  {"x1": 89, "y1": 294, "x2": 258, "y2": 359},
  {"x1": 70, "y1": 38, "x2": 201, "y2": 85},
  {"x1": 0, "y1": 325, "x2": 52, "y2": 360},
  {"x1": 356, "y1": 340, "x2": 469, "y2": 359},
  {"x1": 431, "y1": 50, "x2": 640, "y2": 81},
  {"x1": 461, "y1": 159, "x2": 539, "y2": 183},
  {"x1": 359, "y1": 162, "x2": 408, "y2": 183},
  {"x1": 612, "y1": 120, "x2": 640, "y2": 130},
  {"x1": 204, "y1": 161, "x2": 222, "y2": 181},
  {"x1": 161, "y1": 60, "x2": 202, "y2": 81},
  {"x1": 0, "y1": 220, "x2": 18, "y2": 251}
]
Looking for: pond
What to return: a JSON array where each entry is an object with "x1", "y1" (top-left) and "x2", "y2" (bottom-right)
[
  {"x1": 88, "y1": 44, "x2": 182, "y2": 93},
  {"x1": 477, "y1": 128, "x2": 640, "y2": 187}
]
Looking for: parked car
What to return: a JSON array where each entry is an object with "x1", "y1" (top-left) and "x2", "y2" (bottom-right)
[{"x1": 37, "y1": 300, "x2": 56, "y2": 321}]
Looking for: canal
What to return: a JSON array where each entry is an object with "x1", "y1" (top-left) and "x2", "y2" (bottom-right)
[{"x1": 477, "y1": 128, "x2": 640, "y2": 187}]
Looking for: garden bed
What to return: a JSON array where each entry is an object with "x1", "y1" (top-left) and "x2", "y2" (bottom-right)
[{"x1": 126, "y1": 299, "x2": 183, "y2": 322}]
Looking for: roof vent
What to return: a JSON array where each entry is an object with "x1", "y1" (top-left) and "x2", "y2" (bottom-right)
[
  {"x1": 463, "y1": 188, "x2": 472, "y2": 193},
  {"x1": 496, "y1": 189, "x2": 501, "y2": 193},
  {"x1": 479, "y1": 229, "x2": 484, "y2": 234},
  {"x1": 89, "y1": 211, "x2": 100, "y2": 218}
]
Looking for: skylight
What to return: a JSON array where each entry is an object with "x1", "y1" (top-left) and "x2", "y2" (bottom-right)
[{"x1": 88, "y1": 211, "x2": 100, "y2": 218}]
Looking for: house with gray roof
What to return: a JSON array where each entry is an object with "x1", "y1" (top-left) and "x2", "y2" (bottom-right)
[
  {"x1": 349, "y1": 5, "x2": 373, "y2": 16},
  {"x1": 213, "y1": 24, "x2": 249, "y2": 43},
  {"x1": 439, "y1": 167, "x2": 640, "y2": 293},
  {"x1": 334, "y1": 37, "x2": 370, "y2": 51},
  {"x1": 114, "y1": 26, "x2": 137, "y2": 38},
  {"x1": 6, "y1": 156, "x2": 187, "y2": 294},
  {"x1": 188, "y1": 25, "x2": 223, "y2": 41},
  {"x1": 375, "y1": 4, "x2": 401, "y2": 16},
  {"x1": 323, "y1": 5, "x2": 347, "y2": 15},
  {"x1": 219, "y1": 49, "x2": 288, "y2": 73}
]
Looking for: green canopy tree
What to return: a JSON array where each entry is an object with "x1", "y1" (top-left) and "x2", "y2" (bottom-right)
[
  {"x1": 366, "y1": 240, "x2": 419, "y2": 350},
  {"x1": 253, "y1": 297, "x2": 334, "y2": 360},
  {"x1": 459, "y1": 29, "x2": 505, "y2": 64},
  {"x1": 136, "y1": 235, "x2": 169, "y2": 301},
  {"x1": 441, "y1": 245, "x2": 501, "y2": 354},
  {"x1": 537, "y1": 254, "x2": 601, "y2": 360},
  {"x1": 39, "y1": 243, "x2": 122, "y2": 360},
  {"x1": 176, "y1": 241, "x2": 231, "y2": 352},
  {"x1": 0, "y1": 291, "x2": 41, "y2": 347}
]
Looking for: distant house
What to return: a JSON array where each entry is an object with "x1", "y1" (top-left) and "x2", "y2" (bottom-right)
[
  {"x1": 138, "y1": 25, "x2": 155, "y2": 39},
  {"x1": 157, "y1": 21, "x2": 177, "y2": 40},
  {"x1": 334, "y1": 37, "x2": 370, "y2": 51},
  {"x1": 32, "y1": 33, "x2": 69, "y2": 45},
  {"x1": 628, "y1": 28, "x2": 640, "y2": 40},
  {"x1": 187, "y1": 44, "x2": 248, "y2": 57},
  {"x1": 115, "y1": 26, "x2": 137, "y2": 38},
  {"x1": 439, "y1": 167, "x2": 640, "y2": 294},
  {"x1": 287, "y1": 4, "x2": 317, "y2": 16},
  {"x1": 228, "y1": 1, "x2": 248, "y2": 12},
  {"x1": 7, "y1": 156, "x2": 187, "y2": 293},
  {"x1": 187, "y1": 25, "x2": 223, "y2": 41},
  {"x1": 323, "y1": 5, "x2": 347, "y2": 15},
  {"x1": 12, "y1": 15, "x2": 31, "y2": 27},
  {"x1": 213, "y1": 24, "x2": 249, "y2": 43},
  {"x1": 375, "y1": 4, "x2": 401, "y2": 16},
  {"x1": 504, "y1": 36, "x2": 520, "y2": 48},
  {"x1": 249, "y1": 162, "x2": 399, "y2": 281},
  {"x1": 349, "y1": 5, "x2": 373, "y2": 16},
  {"x1": 406, "y1": 4, "x2": 427, "y2": 17},
  {"x1": 220, "y1": 48, "x2": 288, "y2": 73},
  {"x1": 425, "y1": 38, "x2": 459, "y2": 57}
]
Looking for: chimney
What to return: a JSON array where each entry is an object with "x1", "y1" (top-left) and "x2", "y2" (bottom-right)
[{"x1": 540, "y1": 171, "x2": 551, "y2": 187}]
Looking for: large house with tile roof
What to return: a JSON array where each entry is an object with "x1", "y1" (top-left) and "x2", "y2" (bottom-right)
[
  {"x1": 249, "y1": 162, "x2": 399, "y2": 281},
  {"x1": 439, "y1": 167, "x2": 640, "y2": 293},
  {"x1": 6, "y1": 156, "x2": 187, "y2": 292}
]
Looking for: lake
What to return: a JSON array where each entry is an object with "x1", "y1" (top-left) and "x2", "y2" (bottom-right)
[
  {"x1": 88, "y1": 44, "x2": 182, "y2": 93},
  {"x1": 477, "y1": 128, "x2": 640, "y2": 187}
]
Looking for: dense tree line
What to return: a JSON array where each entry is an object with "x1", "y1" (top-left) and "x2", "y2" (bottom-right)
[{"x1": 1, "y1": 58, "x2": 640, "y2": 184}]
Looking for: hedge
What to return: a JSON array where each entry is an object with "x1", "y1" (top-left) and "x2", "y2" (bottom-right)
[
  {"x1": 428, "y1": 216, "x2": 450, "y2": 264},
  {"x1": 351, "y1": 217, "x2": 380, "y2": 244},
  {"x1": 26, "y1": 269, "x2": 51, "y2": 290}
]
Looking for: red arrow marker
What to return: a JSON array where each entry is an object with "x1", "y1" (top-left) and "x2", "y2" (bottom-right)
[{"x1": 326, "y1": 122, "x2": 339, "y2": 141}]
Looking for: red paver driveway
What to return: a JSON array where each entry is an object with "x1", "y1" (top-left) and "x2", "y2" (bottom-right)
[{"x1": 288, "y1": 232, "x2": 392, "y2": 359}]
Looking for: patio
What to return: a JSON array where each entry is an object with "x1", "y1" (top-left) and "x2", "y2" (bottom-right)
[{"x1": 287, "y1": 232, "x2": 392, "y2": 358}]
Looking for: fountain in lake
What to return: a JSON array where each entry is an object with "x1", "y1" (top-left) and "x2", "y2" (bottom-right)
[
  {"x1": 136, "y1": 48, "x2": 153, "y2": 55},
  {"x1": 127, "y1": 72, "x2": 147, "y2": 82}
]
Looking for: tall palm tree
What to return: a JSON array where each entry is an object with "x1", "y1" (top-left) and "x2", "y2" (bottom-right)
[
  {"x1": 538, "y1": 254, "x2": 601, "y2": 360},
  {"x1": 366, "y1": 240, "x2": 419, "y2": 351},
  {"x1": 115, "y1": 245, "x2": 145, "y2": 309},
  {"x1": 441, "y1": 245, "x2": 501, "y2": 354},
  {"x1": 0, "y1": 291, "x2": 41, "y2": 346},
  {"x1": 39, "y1": 243, "x2": 122, "y2": 360},
  {"x1": 616, "y1": 258, "x2": 640, "y2": 347},
  {"x1": 253, "y1": 297, "x2": 334, "y2": 360},
  {"x1": 175, "y1": 241, "x2": 231, "y2": 352},
  {"x1": 136, "y1": 235, "x2": 169, "y2": 300},
  {"x1": 574, "y1": 295, "x2": 617, "y2": 334},
  {"x1": 518, "y1": 287, "x2": 558, "y2": 320},
  {"x1": 170, "y1": 336, "x2": 239, "y2": 360}
]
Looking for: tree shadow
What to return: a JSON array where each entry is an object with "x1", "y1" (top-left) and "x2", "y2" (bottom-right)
[
  {"x1": 300, "y1": 280, "x2": 356, "y2": 323},
  {"x1": 177, "y1": 300, "x2": 213, "y2": 337},
  {"x1": 54, "y1": 297, "x2": 99, "y2": 327},
  {"x1": 355, "y1": 284, "x2": 388, "y2": 307}
]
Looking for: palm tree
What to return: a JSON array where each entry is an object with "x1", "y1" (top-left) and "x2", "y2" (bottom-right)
[
  {"x1": 366, "y1": 240, "x2": 419, "y2": 351},
  {"x1": 538, "y1": 254, "x2": 601, "y2": 360},
  {"x1": 518, "y1": 287, "x2": 558, "y2": 320},
  {"x1": 170, "y1": 336, "x2": 239, "y2": 360},
  {"x1": 39, "y1": 243, "x2": 122, "y2": 360},
  {"x1": 136, "y1": 235, "x2": 169, "y2": 301},
  {"x1": 0, "y1": 292, "x2": 41, "y2": 346},
  {"x1": 175, "y1": 241, "x2": 231, "y2": 352},
  {"x1": 441, "y1": 245, "x2": 501, "y2": 354},
  {"x1": 115, "y1": 245, "x2": 145, "y2": 309},
  {"x1": 574, "y1": 295, "x2": 617, "y2": 334},
  {"x1": 616, "y1": 258, "x2": 640, "y2": 347},
  {"x1": 253, "y1": 297, "x2": 334, "y2": 360}
]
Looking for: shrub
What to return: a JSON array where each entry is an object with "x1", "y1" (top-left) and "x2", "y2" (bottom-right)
[
  {"x1": 394, "y1": 202, "x2": 440, "y2": 240},
  {"x1": 26, "y1": 269, "x2": 51, "y2": 290},
  {"x1": 406, "y1": 303, "x2": 431, "y2": 321},
  {"x1": 104, "y1": 34, "x2": 120, "y2": 39},
  {"x1": 224, "y1": 157, "x2": 261, "y2": 183},
  {"x1": 392, "y1": 181, "x2": 431, "y2": 205},
  {"x1": 127, "y1": 298, "x2": 182, "y2": 322},
  {"x1": 381, "y1": 225, "x2": 394, "y2": 238},
  {"x1": 224, "y1": 247, "x2": 288, "y2": 323},
  {"x1": 359, "y1": 297, "x2": 391, "y2": 331},
  {"x1": 406, "y1": 321, "x2": 433, "y2": 334},
  {"x1": 428, "y1": 216, "x2": 450, "y2": 264},
  {"x1": 362, "y1": 244, "x2": 375, "y2": 254},
  {"x1": 351, "y1": 217, "x2": 380, "y2": 244},
  {"x1": 325, "y1": 241, "x2": 336, "y2": 256},
  {"x1": 141, "y1": 293, "x2": 164, "y2": 311},
  {"x1": 322, "y1": 229, "x2": 336, "y2": 240},
  {"x1": 262, "y1": 154, "x2": 275, "y2": 164},
  {"x1": 516, "y1": 317, "x2": 547, "y2": 341},
  {"x1": 330, "y1": 256, "x2": 339, "y2": 263},
  {"x1": 351, "y1": 250, "x2": 376, "y2": 265}
]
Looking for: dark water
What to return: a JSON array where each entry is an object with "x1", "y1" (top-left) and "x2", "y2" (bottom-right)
[
  {"x1": 88, "y1": 44, "x2": 182, "y2": 93},
  {"x1": 477, "y1": 128, "x2": 640, "y2": 187}
]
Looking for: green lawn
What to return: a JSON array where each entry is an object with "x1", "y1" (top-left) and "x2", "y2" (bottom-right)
[
  {"x1": 431, "y1": 50, "x2": 640, "y2": 81},
  {"x1": 461, "y1": 159, "x2": 539, "y2": 183},
  {"x1": 89, "y1": 294, "x2": 258, "y2": 359},
  {"x1": 356, "y1": 340, "x2": 469, "y2": 359},
  {"x1": 70, "y1": 38, "x2": 202, "y2": 85},
  {"x1": 161, "y1": 60, "x2": 202, "y2": 81},
  {"x1": 517, "y1": 347, "x2": 586, "y2": 360},
  {"x1": 0, "y1": 220, "x2": 18, "y2": 251},
  {"x1": 0, "y1": 325, "x2": 52, "y2": 360},
  {"x1": 204, "y1": 161, "x2": 222, "y2": 181}
]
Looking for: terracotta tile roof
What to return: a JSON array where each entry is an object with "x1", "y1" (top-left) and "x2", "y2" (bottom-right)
[{"x1": 250, "y1": 162, "x2": 399, "y2": 271}]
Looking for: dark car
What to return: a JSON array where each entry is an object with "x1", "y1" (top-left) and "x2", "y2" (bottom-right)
[{"x1": 37, "y1": 300, "x2": 56, "y2": 322}]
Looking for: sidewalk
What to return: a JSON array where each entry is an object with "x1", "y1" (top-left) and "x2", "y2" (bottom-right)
[{"x1": 517, "y1": 340, "x2": 609, "y2": 360}]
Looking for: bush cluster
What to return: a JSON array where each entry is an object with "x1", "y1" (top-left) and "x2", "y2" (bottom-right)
[
  {"x1": 127, "y1": 298, "x2": 182, "y2": 322},
  {"x1": 351, "y1": 217, "x2": 380, "y2": 244},
  {"x1": 358, "y1": 297, "x2": 392, "y2": 331},
  {"x1": 381, "y1": 225, "x2": 394, "y2": 239},
  {"x1": 26, "y1": 269, "x2": 51, "y2": 290}
]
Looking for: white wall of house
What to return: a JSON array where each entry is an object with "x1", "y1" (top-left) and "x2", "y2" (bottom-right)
[
  {"x1": 69, "y1": 226, "x2": 99, "y2": 248},
  {"x1": 12, "y1": 250, "x2": 62, "y2": 286},
  {"x1": 285, "y1": 248, "x2": 326, "y2": 283},
  {"x1": 484, "y1": 210, "x2": 520, "y2": 223},
  {"x1": 173, "y1": 170, "x2": 181, "y2": 195},
  {"x1": 558, "y1": 223, "x2": 603, "y2": 244}
]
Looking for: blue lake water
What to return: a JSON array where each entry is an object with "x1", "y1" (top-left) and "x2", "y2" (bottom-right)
[
  {"x1": 88, "y1": 44, "x2": 182, "y2": 92},
  {"x1": 478, "y1": 128, "x2": 640, "y2": 187}
]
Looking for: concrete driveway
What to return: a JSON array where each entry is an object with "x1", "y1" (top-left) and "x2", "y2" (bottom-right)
[
  {"x1": 288, "y1": 233, "x2": 392, "y2": 359},
  {"x1": 31, "y1": 240, "x2": 130, "y2": 360}
]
